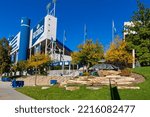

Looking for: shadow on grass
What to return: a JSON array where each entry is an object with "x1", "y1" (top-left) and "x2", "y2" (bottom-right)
[{"x1": 109, "y1": 79, "x2": 121, "y2": 100}]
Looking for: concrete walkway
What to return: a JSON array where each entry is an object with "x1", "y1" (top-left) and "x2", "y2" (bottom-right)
[{"x1": 0, "y1": 81, "x2": 33, "y2": 100}]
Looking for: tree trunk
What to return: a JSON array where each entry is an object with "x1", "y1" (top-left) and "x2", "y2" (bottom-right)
[
  {"x1": 35, "y1": 67, "x2": 37, "y2": 86},
  {"x1": 86, "y1": 63, "x2": 90, "y2": 73}
]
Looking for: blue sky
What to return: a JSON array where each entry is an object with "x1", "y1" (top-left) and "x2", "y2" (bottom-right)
[{"x1": 0, "y1": 0, "x2": 150, "y2": 51}]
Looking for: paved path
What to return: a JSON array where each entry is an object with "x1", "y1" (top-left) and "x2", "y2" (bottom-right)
[{"x1": 0, "y1": 81, "x2": 33, "y2": 100}]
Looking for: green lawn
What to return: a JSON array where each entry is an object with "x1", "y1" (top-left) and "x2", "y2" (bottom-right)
[
  {"x1": 16, "y1": 67, "x2": 150, "y2": 100},
  {"x1": 119, "y1": 67, "x2": 150, "y2": 100},
  {"x1": 16, "y1": 86, "x2": 110, "y2": 100}
]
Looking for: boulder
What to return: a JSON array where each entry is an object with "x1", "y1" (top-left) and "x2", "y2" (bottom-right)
[
  {"x1": 86, "y1": 87, "x2": 101, "y2": 90},
  {"x1": 67, "y1": 80, "x2": 88, "y2": 85},
  {"x1": 41, "y1": 87, "x2": 50, "y2": 90},
  {"x1": 116, "y1": 82, "x2": 133, "y2": 85},
  {"x1": 98, "y1": 70, "x2": 121, "y2": 77},
  {"x1": 59, "y1": 81, "x2": 67, "y2": 87},
  {"x1": 65, "y1": 86, "x2": 80, "y2": 91},
  {"x1": 118, "y1": 86, "x2": 140, "y2": 90}
]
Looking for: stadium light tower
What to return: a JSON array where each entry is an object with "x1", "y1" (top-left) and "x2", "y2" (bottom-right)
[
  {"x1": 46, "y1": 2, "x2": 51, "y2": 15},
  {"x1": 53, "y1": 0, "x2": 57, "y2": 16}
]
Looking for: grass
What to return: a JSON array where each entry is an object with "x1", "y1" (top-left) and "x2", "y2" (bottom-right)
[
  {"x1": 16, "y1": 67, "x2": 150, "y2": 100},
  {"x1": 119, "y1": 67, "x2": 150, "y2": 100},
  {"x1": 16, "y1": 86, "x2": 110, "y2": 100}
]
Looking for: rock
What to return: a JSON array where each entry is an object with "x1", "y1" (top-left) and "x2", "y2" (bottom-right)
[
  {"x1": 106, "y1": 75, "x2": 121, "y2": 78},
  {"x1": 41, "y1": 87, "x2": 50, "y2": 90},
  {"x1": 65, "y1": 86, "x2": 80, "y2": 91},
  {"x1": 98, "y1": 70, "x2": 121, "y2": 77},
  {"x1": 86, "y1": 87, "x2": 101, "y2": 90},
  {"x1": 67, "y1": 80, "x2": 88, "y2": 85},
  {"x1": 59, "y1": 81, "x2": 67, "y2": 87},
  {"x1": 77, "y1": 76, "x2": 88, "y2": 81},
  {"x1": 115, "y1": 78, "x2": 135, "y2": 82},
  {"x1": 116, "y1": 82, "x2": 133, "y2": 85},
  {"x1": 131, "y1": 73, "x2": 145, "y2": 83},
  {"x1": 17, "y1": 76, "x2": 72, "y2": 86},
  {"x1": 118, "y1": 86, "x2": 140, "y2": 90}
]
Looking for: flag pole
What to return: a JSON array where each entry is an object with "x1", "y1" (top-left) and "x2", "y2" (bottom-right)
[
  {"x1": 112, "y1": 20, "x2": 114, "y2": 43},
  {"x1": 84, "y1": 24, "x2": 87, "y2": 44},
  {"x1": 62, "y1": 30, "x2": 66, "y2": 75}
]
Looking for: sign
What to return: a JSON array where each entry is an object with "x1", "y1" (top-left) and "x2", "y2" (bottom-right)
[
  {"x1": 32, "y1": 19, "x2": 45, "y2": 45},
  {"x1": 10, "y1": 32, "x2": 20, "y2": 55}
]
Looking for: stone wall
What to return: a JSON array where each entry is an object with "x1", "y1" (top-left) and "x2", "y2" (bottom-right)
[{"x1": 17, "y1": 75, "x2": 72, "y2": 86}]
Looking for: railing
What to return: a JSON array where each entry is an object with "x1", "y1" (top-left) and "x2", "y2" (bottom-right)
[{"x1": 48, "y1": 70, "x2": 80, "y2": 76}]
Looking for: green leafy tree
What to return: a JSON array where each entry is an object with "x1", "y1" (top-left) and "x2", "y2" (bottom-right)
[
  {"x1": 71, "y1": 39, "x2": 104, "y2": 72},
  {"x1": 105, "y1": 37, "x2": 133, "y2": 68},
  {"x1": 27, "y1": 53, "x2": 51, "y2": 85},
  {"x1": 0, "y1": 38, "x2": 11, "y2": 75},
  {"x1": 124, "y1": 0, "x2": 150, "y2": 66},
  {"x1": 17, "y1": 61, "x2": 28, "y2": 76}
]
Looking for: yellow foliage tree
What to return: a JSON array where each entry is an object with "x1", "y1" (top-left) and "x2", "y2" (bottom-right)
[
  {"x1": 27, "y1": 53, "x2": 51, "y2": 85},
  {"x1": 71, "y1": 39, "x2": 104, "y2": 72},
  {"x1": 105, "y1": 37, "x2": 132, "y2": 68}
]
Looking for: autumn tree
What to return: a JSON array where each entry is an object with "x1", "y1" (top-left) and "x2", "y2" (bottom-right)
[
  {"x1": 71, "y1": 39, "x2": 104, "y2": 72},
  {"x1": 0, "y1": 38, "x2": 11, "y2": 75},
  {"x1": 27, "y1": 53, "x2": 51, "y2": 85},
  {"x1": 105, "y1": 37, "x2": 132, "y2": 68},
  {"x1": 17, "y1": 61, "x2": 28, "y2": 76},
  {"x1": 11, "y1": 64, "x2": 17, "y2": 76},
  {"x1": 124, "y1": 0, "x2": 150, "y2": 66}
]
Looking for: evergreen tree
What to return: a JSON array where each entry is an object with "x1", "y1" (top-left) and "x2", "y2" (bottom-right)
[{"x1": 124, "y1": 0, "x2": 150, "y2": 66}]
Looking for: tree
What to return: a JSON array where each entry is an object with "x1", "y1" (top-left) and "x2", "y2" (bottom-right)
[
  {"x1": 124, "y1": 0, "x2": 150, "y2": 66},
  {"x1": 27, "y1": 53, "x2": 51, "y2": 85},
  {"x1": 105, "y1": 37, "x2": 133, "y2": 68},
  {"x1": 0, "y1": 38, "x2": 11, "y2": 75},
  {"x1": 11, "y1": 64, "x2": 17, "y2": 76},
  {"x1": 17, "y1": 61, "x2": 28, "y2": 76},
  {"x1": 71, "y1": 39, "x2": 104, "y2": 72}
]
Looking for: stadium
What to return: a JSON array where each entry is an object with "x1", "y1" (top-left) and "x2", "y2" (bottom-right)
[{"x1": 8, "y1": 1, "x2": 72, "y2": 66}]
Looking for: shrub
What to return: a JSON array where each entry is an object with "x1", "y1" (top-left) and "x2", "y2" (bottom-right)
[
  {"x1": 82, "y1": 72, "x2": 90, "y2": 76},
  {"x1": 120, "y1": 68, "x2": 131, "y2": 76}
]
